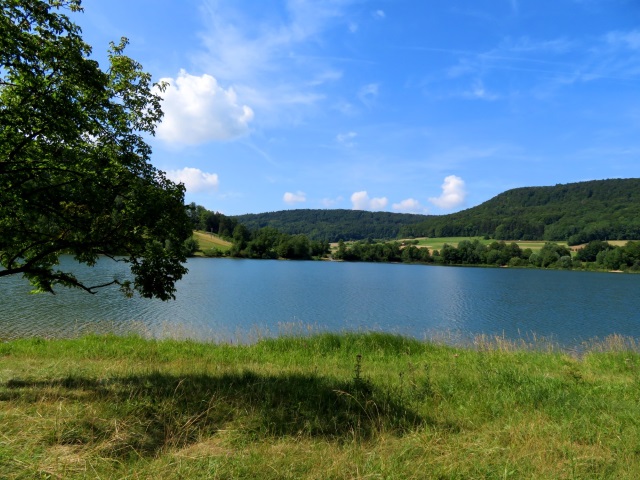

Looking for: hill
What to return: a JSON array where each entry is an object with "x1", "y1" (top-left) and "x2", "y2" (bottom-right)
[
  {"x1": 233, "y1": 209, "x2": 429, "y2": 242},
  {"x1": 399, "y1": 178, "x2": 640, "y2": 244},
  {"x1": 233, "y1": 179, "x2": 640, "y2": 244}
]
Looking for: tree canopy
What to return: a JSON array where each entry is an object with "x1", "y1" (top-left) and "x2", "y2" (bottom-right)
[{"x1": 0, "y1": 0, "x2": 192, "y2": 300}]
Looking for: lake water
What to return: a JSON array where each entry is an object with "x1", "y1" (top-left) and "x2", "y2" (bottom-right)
[{"x1": 2, "y1": 256, "x2": 639, "y2": 349}]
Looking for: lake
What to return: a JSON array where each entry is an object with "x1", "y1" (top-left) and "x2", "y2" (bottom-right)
[{"x1": 1, "y1": 256, "x2": 639, "y2": 349}]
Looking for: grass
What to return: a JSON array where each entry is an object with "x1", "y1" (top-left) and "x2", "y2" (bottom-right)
[
  {"x1": 1, "y1": 332, "x2": 640, "y2": 478},
  {"x1": 401, "y1": 237, "x2": 570, "y2": 253},
  {"x1": 192, "y1": 230, "x2": 232, "y2": 255}
]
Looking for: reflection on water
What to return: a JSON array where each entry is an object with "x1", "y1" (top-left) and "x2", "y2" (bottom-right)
[{"x1": 1, "y1": 256, "x2": 640, "y2": 349}]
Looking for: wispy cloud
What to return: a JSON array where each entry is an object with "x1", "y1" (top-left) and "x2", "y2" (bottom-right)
[
  {"x1": 358, "y1": 83, "x2": 379, "y2": 108},
  {"x1": 463, "y1": 79, "x2": 499, "y2": 100},
  {"x1": 194, "y1": 0, "x2": 355, "y2": 124},
  {"x1": 321, "y1": 195, "x2": 344, "y2": 207},
  {"x1": 414, "y1": 26, "x2": 640, "y2": 105},
  {"x1": 605, "y1": 30, "x2": 640, "y2": 50},
  {"x1": 336, "y1": 131, "x2": 358, "y2": 147}
]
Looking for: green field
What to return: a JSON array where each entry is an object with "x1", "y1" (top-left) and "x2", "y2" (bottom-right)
[
  {"x1": 403, "y1": 236, "x2": 569, "y2": 253},
  {"x1": 192, "y1": 230, "x2": 232, "y2": 254},
  {"x1": 1, "y1": 333, "x2": 640, "y2": 479}
]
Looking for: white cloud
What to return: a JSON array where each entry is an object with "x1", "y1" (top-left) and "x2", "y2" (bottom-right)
[
  {"x1": 351, "y1": 191, "x2": 388, "y2": 211},
  {"x1": 283, "y1": 191, "x2": 307, "y2": 204},
  {"x1": 336, "y1": 131, "x2": 357, "y2": 147},
  {"x1": 373, "y1": 10, "x2": 385, "y2": 19},
  {"x1": 166, "y1": 167, "x2": 219, "y2": 193},
  {"x1": 392, "y1": 198, "x2": 427, "y2": 214},
  {"x1": 156, "y1": 70, "x2": 254, "y2": 145},
  {"x1": 428, "y1": 175, "x2": 467, "y2": 210}
]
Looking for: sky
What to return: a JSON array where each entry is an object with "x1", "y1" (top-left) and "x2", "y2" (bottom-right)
[{"x1": 74, "y1": 0, "x2": 640, "y2": 216}]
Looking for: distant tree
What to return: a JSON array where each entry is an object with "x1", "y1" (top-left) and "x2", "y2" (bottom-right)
[
  {"x1": 335, "y1": 240, "x2": 347, "y2": 260},
  {"x1": 0, "y1": 0, "x2": 191, "y2": 299},
  {"x1": 538, "y1": 243, "x2": 571, "y2": 268},
  {"x1": 575, "y1": 240, "x2": 612, "y2": 262}
]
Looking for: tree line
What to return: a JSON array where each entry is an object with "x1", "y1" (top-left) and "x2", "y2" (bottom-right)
[{"x1": 333, "y1": 238, "x2": 640, "y2": 272}]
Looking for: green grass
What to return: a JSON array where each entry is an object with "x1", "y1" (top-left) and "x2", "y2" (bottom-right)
[
  {"x1": 192, "y1": 230, "x2": 232, "y2": 254},
  {"x1": 1, "y1": 332, "x2": 640, "y2": 478}
]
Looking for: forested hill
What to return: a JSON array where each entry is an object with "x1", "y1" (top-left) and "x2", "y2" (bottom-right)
[
  {"x1": 399, "y1": 178, "x2": 640, "y2": 244},
  {"x1": 233, "y1": 179, "x2": 640, "y2": 244},
  {"x1": 233, "y1": 209, "x2": 429, "y2": 242}
]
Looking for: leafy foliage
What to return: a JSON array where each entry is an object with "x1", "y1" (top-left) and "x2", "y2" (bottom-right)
[
  {"x1": 0, "y1": 0, "x2": 192, "y2": 299},
  {"x1": 186, "y1": 202, "x2": 239, "y2": 239},
  {"x1": 229, "y1": 225, "x2": 330, "y2": 260}
]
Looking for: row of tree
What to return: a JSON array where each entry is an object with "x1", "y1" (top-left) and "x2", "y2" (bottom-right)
[
  {"x1": 228, "y1": 225, "x2": 330, "y2": 260},
  {"x1": 333, "y1": 239, "x2": 640, "y2": 272}
]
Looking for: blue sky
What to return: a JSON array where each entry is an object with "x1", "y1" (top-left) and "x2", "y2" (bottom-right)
[{"x1": 75, "y1": 0, "x2": 640, "y2": 215}]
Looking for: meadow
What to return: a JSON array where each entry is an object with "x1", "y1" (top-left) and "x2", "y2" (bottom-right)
[
  {"x1": 192, "y1": 230, "x2": 232, "y2": 255},
  {"x1": 404, "y1": 237, "x2": 569, "y2": 253},
  {"x1": 1, "y1": 333, "x2": 639, "y2": 479}
]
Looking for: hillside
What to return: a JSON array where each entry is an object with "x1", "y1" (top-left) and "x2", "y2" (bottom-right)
[
  {"x1": 233, "y1": 209, "x2": 429, "y2": 242},
  {"x1": 399, "y1": 178, "x2": 640, "y2": 244},
  {"x1": 233, "y1": 179, "x2": 640, "y2": 244}
]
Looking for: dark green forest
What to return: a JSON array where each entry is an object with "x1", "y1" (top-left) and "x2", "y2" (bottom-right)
[
  {"x1": 231, "y1": 179, "x2": 640, "y2": 244},
  {"x1": 233, "y1": 209, "x2": 428, "y2": 242}
]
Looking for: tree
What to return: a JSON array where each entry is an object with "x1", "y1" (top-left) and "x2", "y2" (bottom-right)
[{"x1": 0, "y1": 0, "x2": 192, "y2": 300}]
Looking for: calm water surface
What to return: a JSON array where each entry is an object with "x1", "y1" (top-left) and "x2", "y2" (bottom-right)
[{"x1": 2, "y1": 256, "x2": 639, "y2": 348}]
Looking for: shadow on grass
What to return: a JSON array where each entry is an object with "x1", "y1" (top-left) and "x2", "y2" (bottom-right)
[{"x1": 3, "y1": 370, "x2": 432, "y2": 458}]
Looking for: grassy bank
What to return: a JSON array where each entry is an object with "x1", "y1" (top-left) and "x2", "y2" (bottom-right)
[{"x1": 1, "y1": 333, "x2": 639, "y2": 479}]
